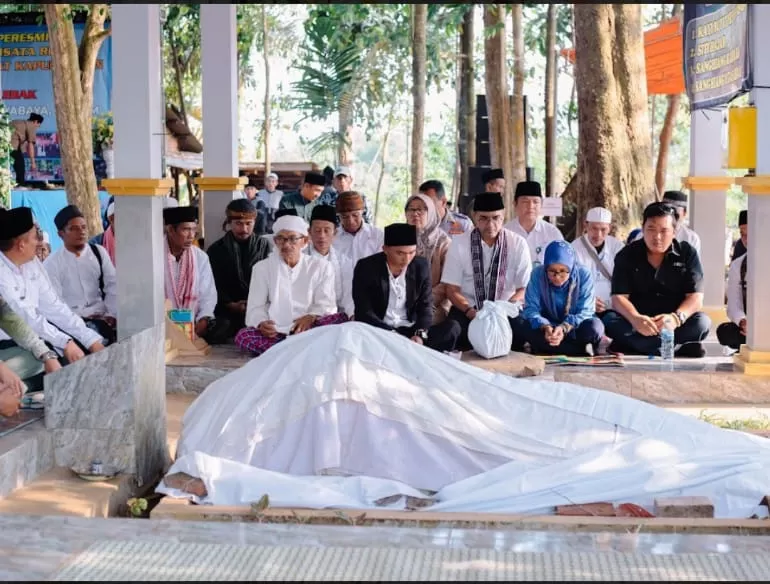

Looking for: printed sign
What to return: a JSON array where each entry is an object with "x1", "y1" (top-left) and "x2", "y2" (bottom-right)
[
  {"x1": 683, "y1": 4, "x2": 752, "y2": 110},
  {"x1": 541, "y1": 196, "x2": 563, "y2": 217}
]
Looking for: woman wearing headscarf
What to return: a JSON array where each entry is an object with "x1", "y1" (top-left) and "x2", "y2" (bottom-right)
[
  {"x1": 404, "y1": 194, "x2": 452, "y2": 324},
  {"x1": 514, "y1": 240, "x2": 604, "y2": 356}
]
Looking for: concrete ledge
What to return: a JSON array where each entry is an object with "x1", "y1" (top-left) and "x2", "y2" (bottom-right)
[
  {"x1": 0, "y1": 467, "x2": 137, "y2": 518},
  {"x1": 0, "y1": 420, "x2": 54, "y2": 499},
  {"x1": 151, "y1": 498, "x2": 770, "y2": 535}
]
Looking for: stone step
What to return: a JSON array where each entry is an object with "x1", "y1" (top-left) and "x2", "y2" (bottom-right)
[{"x1": 0, "y1": 420, "x2": 54, "y2": 499}]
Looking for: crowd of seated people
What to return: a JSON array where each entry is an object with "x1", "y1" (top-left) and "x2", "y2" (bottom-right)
[{"x1": 0, "y1": 167, "x2": 750, "y2": 418}]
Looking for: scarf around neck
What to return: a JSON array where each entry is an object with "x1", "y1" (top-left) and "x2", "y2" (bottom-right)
[
  {"x1": 470, "y1": 228, "x2": 508, "y2": 307},
  {"x1": 540, "y1": 240, "x2": 580, "y2": 321},
  {"x1": 164, "y1": 238, "x2": 197, "y2": 310},
  {"x1": 102, "y1": 225, "x2": 116, "y2": 265}
]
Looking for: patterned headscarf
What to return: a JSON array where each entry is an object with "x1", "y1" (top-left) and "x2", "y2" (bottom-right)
[{"x1": 404, "y1": 194, "x2": 450, "y2": 262}]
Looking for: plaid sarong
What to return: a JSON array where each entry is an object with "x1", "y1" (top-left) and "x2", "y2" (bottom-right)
[
  {"x1": 234, "y1": 312, "x2": 349, "y2": 356},
  {"x1": 470, "y1": 228, "x2": 509, "y2": 308}
]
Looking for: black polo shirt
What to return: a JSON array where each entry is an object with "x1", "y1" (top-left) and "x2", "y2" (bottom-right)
[{"x1": 611, "y1": 239, "x2": 703, "y2": 316}]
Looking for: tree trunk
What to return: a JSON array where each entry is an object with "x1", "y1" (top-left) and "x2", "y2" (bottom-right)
[
  {"x1": 410, "y1": 4, "x2": 427, "y2": 194},
  {"x1": 262, "y1": 5, "x2": 272, "y2": 175},
  {"x1": 544, "y1": 4, "x2": 557, "y2": 197},
  {"x1": 511, "y1": 4, "x2": 527, "y2": 190},
  {"x1": 654, "y1": 4, "x2": 683, "y2": 196},
  {"x1": 484, "y1": 4, "x2": 515, "y2": 217},
  {"x1": 169, "y1": 32, "x2": 188, "y2": 128},
  {"x1": 337, "y1": 104, "x2": 354, "y2": 166},
  {"x1": 457, "y1": 5, "x2": 475, "y2": 197},
  {"x1": 44, "y1": 4, "x2": 110, "y2": 236},
  {"x1": 573, "y1": 4, "x2": 653, "y2": 237}
]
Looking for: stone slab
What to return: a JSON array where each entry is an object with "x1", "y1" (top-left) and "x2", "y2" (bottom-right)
[
  {"x1": 655, "y1": 497, "x2": 715, "y2": 519},
  {"x1": 461, "y1": 351, "x2": 545, "y2": 377},
  {"x1": 0, "y1": 420, "x2": 53, "y2": 499},
  {"x1": 45, "y1": 324, "x2": 169, "y2": 486}
]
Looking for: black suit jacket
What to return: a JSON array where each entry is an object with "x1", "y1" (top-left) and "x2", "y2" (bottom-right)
[{"x1": 352, "y1": 252, "x2": 433, "y2": 331}]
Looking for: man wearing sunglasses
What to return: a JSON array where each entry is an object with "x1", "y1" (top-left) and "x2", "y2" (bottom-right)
[{"x1": 601, "y1": 202, "x2": 711, "y2": 358}]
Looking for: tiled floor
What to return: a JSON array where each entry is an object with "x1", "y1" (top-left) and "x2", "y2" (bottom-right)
[{"x1": 3, "y1": 515, "x2": 770, "y2": 580}]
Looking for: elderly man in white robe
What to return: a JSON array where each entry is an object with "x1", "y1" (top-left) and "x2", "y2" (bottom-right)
[
  {"x1": 305, "y1": 204, "x2": 351, "y2": 316},
  {"x1": 163, "y1": 206, "x2": 220, "y2": 343},
  {"x1": 234, "y1": 215, "x2": 349, "y2": 356},
  {"x1": 570, "y1": 206, "x2": 624, "y2": 315},
  {"x1": 45, "y1": 204, "x2": 118, "y2": 345},
  {"x1": 0, "y1": 207, "x2": 105, "y2": 364},
  {"x1": 503, "y1": 181, "x2": 564, "y2": 267}
]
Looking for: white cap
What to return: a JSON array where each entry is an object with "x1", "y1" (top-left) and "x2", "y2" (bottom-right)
[
  {"x1": 267, "y1": 172, "x2": 278, "y2": 180},
  {"x1": 162, "y1": 197, "x2": 179, "y2": 209},
  {"x1": 41, "y1": 231, "x2": 49, "y2": 244},
  {"x1": 586, "y1": 207, "x2": 612, "y2": 224},
  {"x1": 272, "y1": 215, "x2": 308, "y2": 236},
  {"x1": 106, "y1": 202, "x2": 115, "y2": 218},
  {"x1": 334, "y1": 166, "x2": 352, "y2": 178}
]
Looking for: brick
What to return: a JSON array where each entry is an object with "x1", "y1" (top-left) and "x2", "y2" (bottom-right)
[
  {"x1": 654, "y1": 496, "x2": 714, "y2": 518},
  {"x1": 555, "y1": 502, "x2": 616, "y2": 517}
]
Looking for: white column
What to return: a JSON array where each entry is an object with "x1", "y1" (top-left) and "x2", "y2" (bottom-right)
[
  {"x1": 745, "y1": 5, "x2": 770, "y2": 352},
  {"x1": 684, "y1": 109, "x2": 730, "y2": 321},
  {"x1": 112, "y1": 3, "x2": 166, "y2": 340},
  {"x1": 200, "y1": 4, "x2": 240, "y2": 248}
]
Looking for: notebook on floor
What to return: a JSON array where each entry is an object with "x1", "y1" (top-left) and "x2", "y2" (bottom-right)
[{"x1": 541, "y1": 354, "x2": 625, "y2": 367}]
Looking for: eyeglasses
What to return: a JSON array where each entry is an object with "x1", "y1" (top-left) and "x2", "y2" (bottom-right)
[
  {"x1": 547, "y1": 268, "x2": 570, "y2": 277},
  {"x1": 274, "y1": 235, "x2": 304, "y2": 245},
  {"x1": 405, "y1": 207, "x2": 427, "y2": 215}
]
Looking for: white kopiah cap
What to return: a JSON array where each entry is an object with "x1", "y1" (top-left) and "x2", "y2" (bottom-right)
[
  {"x1": 106, "y1": 202, "x2": 115, "y2": 218},
  {"x1": 267, "y1": 172, "x2": 278, "y2": 180},
  {"x1": 163, "y1": 197, "x2": 179, "y2": 209},
  {"x1": 41, "y1": 231, "x2": 49, "y2": 244},
  {"x1": 272, "y1": 215, "x2": 308, "y2": 237},
  {"x1": 586, "y1": 206, "x2": 612, "y2": 224}
]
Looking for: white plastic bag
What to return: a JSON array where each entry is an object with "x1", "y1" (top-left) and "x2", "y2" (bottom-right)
[{"x1": 467, "y1": 300, "x2": 520, "y2": 359}]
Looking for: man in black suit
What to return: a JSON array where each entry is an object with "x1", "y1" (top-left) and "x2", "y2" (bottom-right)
[{"x1": 353, "y1": 223, "x2": 461, "y2": 352}]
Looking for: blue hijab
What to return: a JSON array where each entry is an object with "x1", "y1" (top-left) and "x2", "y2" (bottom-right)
[{"x1": 540, "y1": 240, "x2": 581, "y2": 321}]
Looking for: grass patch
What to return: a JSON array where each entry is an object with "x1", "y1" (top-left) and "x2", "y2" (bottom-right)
[{"x1": 698, "y1": 410, "x2": 770, "y2": 431}]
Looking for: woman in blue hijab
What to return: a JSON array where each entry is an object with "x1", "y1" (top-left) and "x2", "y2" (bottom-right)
[{"x1": 514, "y1": 240, "x2": 605, "y2": 355}]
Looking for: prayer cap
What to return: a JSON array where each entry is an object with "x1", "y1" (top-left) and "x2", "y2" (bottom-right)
[
  {"x1": 384, "y1": 223, "x2": 417, "y2": 247},
  {"x1": 310, "y1": 204, "x2": 337, "y2": 226},
  {"x1": 334, "y1": 165, "x2": 353, "y2": 178},
  {"x1": 266, "y1": 172, "x2": 278, "y2": 181},
  {"x1": 162, "y1": 197, "x2": 179, "y2": 209},
  {"x1": 304, "y1": 171, "x2": 326, "y2": 186},
  {"x1": 473, "y1": 192, "x2": 505, "y2": 212},
  {"x1": 273, "y1": 215, "x2": 308, "y2": 236},
  {"x1": 274, "y1": 208, "x2": 298, "y2": 219},
  {"x1": 481, "y1": 168, "x2": 504, "y2": 184},
  {"x1": 106, "y1": 201, "x2": 115, "y2": 218},
  {"x1": 163, "y1": 205, "x2": 198, "y2": 226},
  {"x1": 662, "y1": 190, "x2": 688, "y2": 207},
  {"x1": 336, "y1": 191, "x2": 365, "y2": 213},
  {"x1": 0, "y1": 207, "x2": 34, "y2": 240},
  {"x1": 586, "y1": 206, "x2": 612, "y2": 224},
  {"x1": 739, "y1": 210, "x2": 747, "y2": 226},
  {"x1": 543, "y1": 240, "x2": 575, "y2": 271},
  {"x1": 54, "y1": 204, "x2": 84, "y2": 231},
  {"x1": 514, "y1": 180, "x2": 542, "y2": 200},
  {"x1": 41, "y1": 231, "x2": 50, "y2": 244},
  {"x1": 226, "y1": 198, "x2": 257, "y2": 219}
]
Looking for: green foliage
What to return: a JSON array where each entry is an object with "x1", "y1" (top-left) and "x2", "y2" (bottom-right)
[
  {"x1": 92, "y1": 111, "x2": 113, "y2": 151},
  {"x1": 127, "y1": 497, "x2": 148, "y2": 517}
]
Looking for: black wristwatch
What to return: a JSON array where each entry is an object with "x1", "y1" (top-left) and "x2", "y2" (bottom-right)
[{"x1": 415, "y1": 329, "x2": 429, "y2": 341}]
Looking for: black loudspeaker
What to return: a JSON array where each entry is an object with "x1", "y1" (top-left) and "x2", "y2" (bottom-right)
[
  {"x1": 475, "y1": 95, "x2": 491, "y2": 166},
  {"x1": 457, "y1": 166, "x2": 491, "y2": 215}
]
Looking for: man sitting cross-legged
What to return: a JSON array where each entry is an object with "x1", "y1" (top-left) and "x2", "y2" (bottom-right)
[
  {"x1": 234, "y1": 215, "x2": 349, "y2": 356},
  {"x1": 353, "y1": 223, "x2": 461, "y2": 352},
  {"x1": 207, "y1": 199, "x2": 271, "y2": 342},
  {"x1": 305, "y1": 204, "x2": 351, "y2": 316},
  {"x1": 601, "y1": 202, "x2": 711, "y2": 358},
  {"x1": 0, "y1": 207, "x2": 105, "y2": 364},
  {"x1": 437, "y1": 191, "x2": 532, "y2": 351}
]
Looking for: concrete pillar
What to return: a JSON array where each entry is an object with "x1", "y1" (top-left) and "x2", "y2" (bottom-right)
[
  {"x1": 197, "y1": 4, "x2": 246, "y2": 248},
  {"x1": 683, "y1": 110, "x2": 733, "y2": 327},
  {"x1": 735, "y1": 4, "x2": 770, "y2": 374}
]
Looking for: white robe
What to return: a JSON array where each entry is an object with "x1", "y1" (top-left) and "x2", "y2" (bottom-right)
[
  {"x1": 333, "y1": 223, "x2": 384, "y2": 317},
  {"x1": 503, "y1": 217, "x2": 564, "y2": 266},
  {"x1": 44, "y1": 244, "x2": 118, "y2": 319},
  {"x1": 0, "y1": 253, "x2": 103, "y2": 352},
  {"x1": 245, "y1": 253, "x2": 337, "y2": 334},
  {"x1": 570, "y1": 234, "x2": 624, "y2": 306},
  {"x1": 164, "y1": 244, "x2": 217, "y2": 321},
  {"x1": 305, "y1": 245, "x2": 352, "y2": 316}
]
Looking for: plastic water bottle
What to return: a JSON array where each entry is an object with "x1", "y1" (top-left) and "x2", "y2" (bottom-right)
[{"x1": 660, "y1": 316, "x2": 676, "y2": 361}]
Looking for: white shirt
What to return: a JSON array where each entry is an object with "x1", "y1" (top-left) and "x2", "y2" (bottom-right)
[
  {"x1": 164, "y1": 245, "x2": 218, "y2": 321},
  {"x1": 726, "y1": 253, "x2": 747, "y2": 325},
  {"x1": 245, "y1": 253, "x2": 337, "y2": 334},
  {"x1": 570, "y1": 234, "x2": 624, "y2": 305},
  {"x1": 44, "y1": 244, "x2": 117, "y2": 319},
  {"x1": 503, "y1": 217, "x2": 564, "y2": 266},
  {"x1": 0, "y1": 253, "x2": 103, "y2": 351},
  {"x1": 384, "y1": 266, "x2": 413, "y2": 328},
  {"x1": 306, "y1": 245, "x2": 352, "y2": 316},
  {"x1": 441, "y1": 228, "x2": 532, "y2": 308},
  {"x1": 333, "y1": 223, "x2": 384, "y2": 318}
]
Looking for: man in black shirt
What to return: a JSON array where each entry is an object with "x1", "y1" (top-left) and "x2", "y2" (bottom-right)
[{"x1": 601, "y1": 202, "x2": 711, "y2": 358}]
